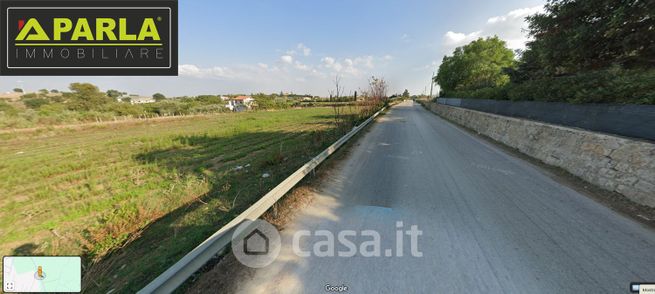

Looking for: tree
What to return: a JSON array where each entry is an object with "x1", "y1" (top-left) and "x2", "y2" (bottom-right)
[
  {"x1": 13, "y1": 88, "x2": 23, "y2": 93},
  {"x1": 435, "y1": 36, "x2": 515, "y2": 93},
  {"x1": 329, "y1": 75, "x2": 344, "y2": 126},
  {"x1": 518, "y1": 0, "x2": 655, "y2": 78},
  {"x1": 67, "y1": 83, "x2": 113, "y2": 111},
  {"x1": 402, "y1": 89, "x2": 410, "y2": 98},
  {"x1": 38, "y1": 89, "x2": 49, "y2": 94},
  {"x1": 23, "y1": 98, "x2": 50, "y2": 109},
  {"x1": 153, "y1": 93, "x2": 166, "y2": 101},
  {"x1": 50, "y1": 89, "x2": 59, "y2": 93},
  {"x1": 369, "y1": 76, "x2": 389, "y2": 104},
  {"x1": 106, "y1": 89, "x2": 122, "y2": 99},
  {"x1": 195, "y1": 95, "x2": 222, "y2": 104}
]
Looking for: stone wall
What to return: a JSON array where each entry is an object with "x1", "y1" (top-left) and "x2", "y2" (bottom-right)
[{"x1": 423, "y1": 102, "x2": 655, "y2": 207}]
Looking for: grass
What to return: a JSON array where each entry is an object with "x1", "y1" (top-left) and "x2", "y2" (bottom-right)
[{"x1": 0, "y1": 107, "x2": 362, "y2": 293}]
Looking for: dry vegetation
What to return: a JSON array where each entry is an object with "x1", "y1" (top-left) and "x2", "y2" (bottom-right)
[{"x1": 0, "y1": 106, "x2": 366, "y2": 293}]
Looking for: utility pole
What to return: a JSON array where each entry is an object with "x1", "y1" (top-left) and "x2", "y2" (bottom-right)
[{"x1": 428, "y1": 71, "x2": 435, "y2": 100}]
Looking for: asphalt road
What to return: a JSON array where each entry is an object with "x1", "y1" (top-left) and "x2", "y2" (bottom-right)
[{"x1": 234, "y1": 100, "x2": 655, "y2": 293}]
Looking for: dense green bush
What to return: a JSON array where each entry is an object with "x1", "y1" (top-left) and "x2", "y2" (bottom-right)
[
  {"x1": 20, "y1": 93, "x2": 38, "y2": 99},
  {"x1": 443, "y1": 86, "x2": 509, "y2": 100},
  {"x1": 144, "y1": 100, "x2": 192, "y2": 116},
  {"x1": 442, "y1": 68, "x2": 655, "y2": 104},
  {"x1": 36, "y1": 104, "x2": 84, "y2": 125},
  {"x1": 102, "y1": 102, "x2": 144, "y2": 117},
  {"x1": 254, "y1": 98, "x2": 291, "y2": 110},
  {"x1": 506, "y1": 68, "x2": 655, "y2": 104},
  {"x1": 189, "y1": 104, "x2": 230, "y2": 113},
  {"x1": 0, "y1": 100, "x2": 18, "y2": 116},
  {"x1": 22, "y1": 98, "x2": 50, "y2": 109}
]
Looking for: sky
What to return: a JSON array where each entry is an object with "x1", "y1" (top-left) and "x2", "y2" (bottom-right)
[{"x1": 0, "y1": 0, "x2": 545, "y2": 97}]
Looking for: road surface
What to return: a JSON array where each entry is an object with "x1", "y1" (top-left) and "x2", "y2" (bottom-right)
[{"x1": 232, "y1": 101, "x2": 655, "y2": 293}]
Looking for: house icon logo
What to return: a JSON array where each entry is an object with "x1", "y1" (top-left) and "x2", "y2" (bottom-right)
[
  {"x1": 244, "y1": 229, "x2": 269, "y2": 255},
  {"x1": 232, "y1": 219, "x2": 281, "y2": 268}
]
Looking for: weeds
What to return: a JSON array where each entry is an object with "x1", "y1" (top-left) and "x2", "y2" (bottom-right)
[{"x1": 0, "y1": 107, "x2": 362, "y2": 293}]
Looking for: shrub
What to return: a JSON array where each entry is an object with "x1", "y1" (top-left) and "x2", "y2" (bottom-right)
[
  {"x1": 0, "y1": 101, "x2": 18, "y2": 116},
  {"x1": 443, "y1": 86, "x2": 509, "y2": 100},
  {"x1": 189, "y1": 104, "x2": 228, "y2": 114},
  {"x1": 102, "y1": 102, "x2": 144, "y2": 117},
  {"x1": 19, "y1": 109, "x2": 38, "y2": 122},
  {"x1": 144, "y1": 101, "x2": 191, "y2": 116},
  {"x1": 20, "y1": 93, "x2": 38, "y2": 99},
  {"x1": 506, "y1": 68, "x2": 655, "y2": 104},
  {"x1": 442, "y1": 68, "x2": 655, "y2": 105},
  {"x1": 77, "y1": 111, "x2": 115, "y2": 122},
  {"x1": 22, "y1": 98, "x2": 50, "y2": 109}
]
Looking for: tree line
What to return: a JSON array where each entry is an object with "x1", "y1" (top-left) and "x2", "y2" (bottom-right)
[
  {"x1": 0, "y1": 83, "x2": 318, "y2": 129},
  {"x1": 435, "y1": 0, "x2": 654, "y2": 104}
]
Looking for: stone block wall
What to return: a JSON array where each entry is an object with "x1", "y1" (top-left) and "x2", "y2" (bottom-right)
[{"x1": 423, "y1": 102, "x2": 655, "y2": 207}]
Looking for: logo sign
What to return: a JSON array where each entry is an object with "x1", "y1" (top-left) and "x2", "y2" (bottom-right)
[{"x1": 0, "y1": 0, "x2": 178, "y2": 75}]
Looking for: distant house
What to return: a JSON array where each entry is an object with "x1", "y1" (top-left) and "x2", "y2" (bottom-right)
[
  {"x1": 225, "y1": 100, "x2": 236, "y2": 111},
  {"x1": 226, "y1": 96, "x2": 254, "y2": 112},
  {"x1": 234, "y1": 96, "x2": 254, "y2": 105},
  {"x1": 220, "y1": 96, "x2": 230, "y2": 101},
  {"x1": 130, "y1": 96, "x2": 156, "y2": 104}
]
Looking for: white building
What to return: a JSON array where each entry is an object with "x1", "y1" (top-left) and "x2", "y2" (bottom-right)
[
  {"x1": 130, "y1": 96, "x2": 156, "y2": 104},
  {"x1": 225, "y1": 95, "x2": 254, "y2": 112}
]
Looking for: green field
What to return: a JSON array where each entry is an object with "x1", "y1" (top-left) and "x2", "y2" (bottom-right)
[{"x1": 0, "y1": 107, "x2": 355, "y2": 292}]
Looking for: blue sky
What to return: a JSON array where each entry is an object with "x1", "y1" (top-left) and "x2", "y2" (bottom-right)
[{"x1": 1, "y1": 0, "x2": 545, "y2": 97}]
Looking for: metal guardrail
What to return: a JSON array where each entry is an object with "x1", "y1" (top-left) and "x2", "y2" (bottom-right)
[{"x1": 138, "y1": 107, "x2": 386, "y2": 294}]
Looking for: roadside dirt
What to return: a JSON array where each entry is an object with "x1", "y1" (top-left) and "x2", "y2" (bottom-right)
[{"x1": 420, "y1": 102, "x2": 655, "y2": 230}]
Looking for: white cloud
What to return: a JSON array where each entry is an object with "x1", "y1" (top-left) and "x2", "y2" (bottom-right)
[
  {"x1": 322, "y1": 57, "x2": 335, "y2": 66},
  {"x1": 488, "y1": 6, "x2": 543, "y2": 24},
  {"x1": 354, "y1": 56, "x2": 374, "y2": 69},
  {"x1": 280, "y1": 55, "x2": 294, "y2": 64},
  {"x1": 178, "y1": 64, "x2": 202, "y2": 77},
  {"x1": 321, "y1": 55, "x2": 377, "y2": 76},
  {"x1": 179, "y1": 64, "x2": 236, "y2": 79},
  {"x1": 3, "y1": 50, "x2": 390, "y2": 97},
  {"x1": 294, "y1": 61, "x2": 309, "y2": 71},
  {"x1": 322, "y1": 56, "x2": 343, "y2": 72},
  {"x1": 176, "y1": 50, "x2": 388, "y2": 95},
  {"x1": 297, "y1": 43, "x2": 311, "y2": 56},
  {"x1": 413, "y1": 60, "x2": 440, "y2": 72},
  {"x1": 284, "y1": 43, "x2": 311, "y2": 56},
  {"x1": 441, "y1": 5, "x2": 543, "y2": 51},
  {"x1": 179, "y1": 63, "x2": 282, "y2": 81},
  {"x1": 443, "y1": 31, "x2": 481, "y2": 47}
]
